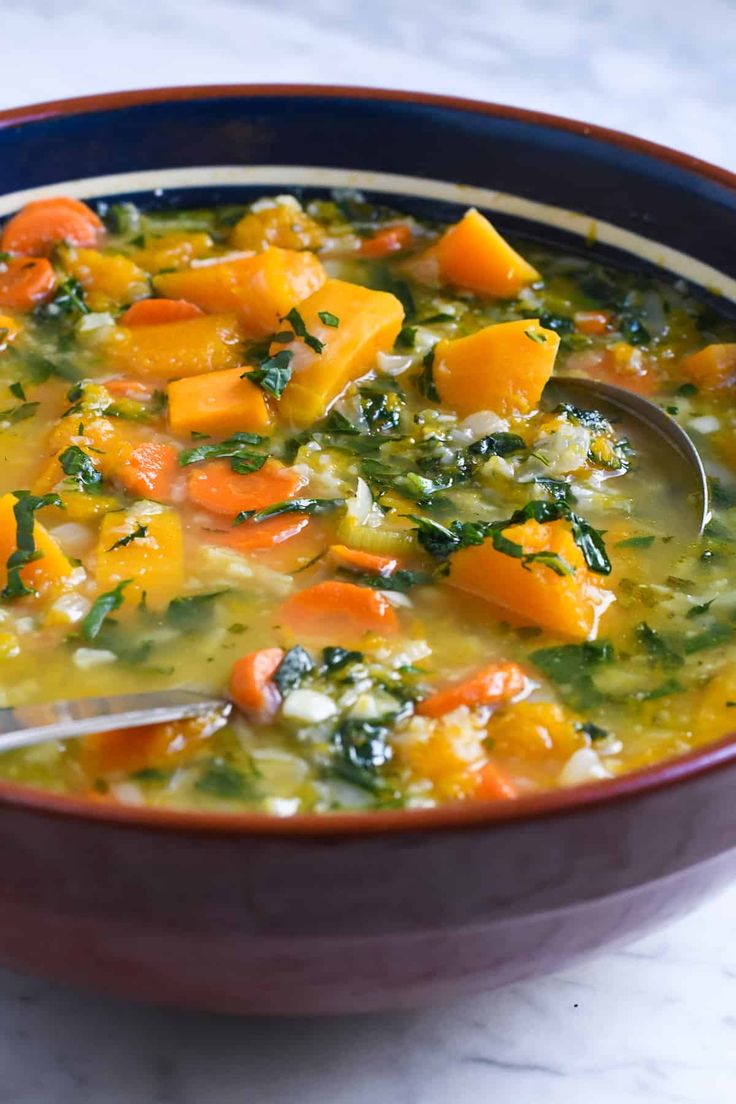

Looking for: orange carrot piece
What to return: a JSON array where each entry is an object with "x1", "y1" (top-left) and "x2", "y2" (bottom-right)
[
  {"x1": 81, "y1": 715, "x2": 216, "y2": 778},
  {"x1": 121, "y1": 298, "x2": 204, "y2": 326},
  {"x1": 1, "y1": 197, "x2": 103, "y2": 256},
  {"x1": 359, "y1": 224, "x2": 413, "y2": 258},
  {"x1": 0, "y1": 256, "x2": 56, "y2": 311},
  {"x1": 279, "y1": 580, "x2": 399, "y2": 641},
  {"x1": 229, "y1": 647, "x2": 285, "y2": 720},
  {"x1": 187, "y1": 457, "x2": 306, "y2": 518},
  {"x1": 212, "y1": 514, "x2": 310, "y2": 552},
  {"x1": 574, "y1": 310, "x2": 610, "y2": 335},
  {"x1": 328, "y1": 544, "x2": 397, "y2": 576},
  {"x1": 416, "y1": 661, "x2": 528, "y2": 718},
  {"x1": 115, "y1": 442, "x2": 179, "y2": 501},
  {"x1": 473, "y1": 760, "x2": 518, "y2": 801},
  {"x1": 103, "y1": 378, "x2": 157, "y2": 401},
  {"x1": 680, "y1": 343, "x2": 736, "y2": 391}
]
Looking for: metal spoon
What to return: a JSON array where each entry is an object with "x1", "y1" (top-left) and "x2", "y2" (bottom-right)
[
  {"x1": 0, "y1": 690, "x2": 231, "y2": 754},
  {"x1": 545, "y1": 375, "x2": 710, "y2": 534}
]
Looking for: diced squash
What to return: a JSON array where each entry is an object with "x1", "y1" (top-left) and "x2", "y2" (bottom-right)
[
  {"x1": 168, "y1": 366, "x2": 272, "y2": 437},
  {"x1": 434, "y1": 318, "x2": 559, "y2": 417},
  {"x1": 447, "y1": 518, "x2": 614, "y2": 641},
  {"x1": 277, "y1": 278, "x2": 404, "y2": 426},
  {"x1": 680, "y1": 344, "x2": 736, "y2": 391},
  {"x1": 81, "y1": 714, "x2": 218, "y2": 778},
  {"x1": 0, "y1": 492, "x2": 74, "y2": 597},
  {"x1": 396, "y1": 710, "x2": 490, "y2": 800},
  {"x1": 485, "y1": 701, "x2": 584, "y2": 760},
  {"x1": 154, "y1": 248, "x2": 326, "y2": 336},
  {"x1": 132, "y1": 231, "x2": 214, "y2": 274},
  {"x1": 417, "y1": 209, "x2": 540, "y2": 298},
  {"x1": 54, "y1": 490, "x2": 120, "y2": 521},
  {"x1": 116, "y1": 442, "x2": 179, "y2": 502},
  {"x1": 96, "y1": 505, "x2": 184, "y2": 610},
  {"x1": 59, "y1": 246, "x2": 149, "y2": 311},
  {"x1": 0, "y1": 314, "x2": 23, "y2": 352},
  {"x1": 230, "y1": 200, "x2": 325, "y2": 253},
  {"x1": 104, "y1": 313, "x2": 243, "y2": 380}
]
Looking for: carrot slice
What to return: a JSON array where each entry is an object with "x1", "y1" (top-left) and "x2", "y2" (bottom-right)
[
  {"x1": 115, "y1": 442, "x2": 179, "y2": 502},
  {"x1": 103, "y1": 378, "x2": 157, "y2": 401},
  {"x1": 359, "y1": 224, "x2": 413, "y2": 258},
  {"x1": 1, "y1": 197, "x2": 103, "y2": 256},
  {"x1": 0, "y1": 256, "x2": 56, "y2": 311},
  {"x1": 328, "y1": 544, "x2": 397, "y2": 576},
  {"x1": 574, "y1": 310, "x2": 610, "y2": 335},
  {"x1": 187, "y1": 458, "x2": 306, "y2": 518},
  {"x1": 121, "y1": 298, "x2": 204, "y2": 326},
  {"x1": 212, "y1": 514, "x2": 310, "y2": 552},
  {"x1": 229, "y1": 647, "x2": 285, "y2": 720},
  {"x1": 279, "y1": 580, "x2": 399, "y2": 641},
  {"x1": 416, "y1": 661, "x2": 528, "y2": 718},
  {"x1": 473, "y1": 760, "x2": 518, "y2": 800}
]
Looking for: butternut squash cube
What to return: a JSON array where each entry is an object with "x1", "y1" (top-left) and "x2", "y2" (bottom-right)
[
  {"x1": 168, "y1": 366, "x2": 272, "y2": 437},
  {"x1": 679, "y1": 344, "x2": 736, "y2": 391},
  {"x1": 96, "y1": 505, "x2": 184, "y2": 610},
  {"x1": 0, "y1": 492, "x2": 74, "y2": 597},
  {"x1": 230, "y1": 200, "x2": 325, "y2": 253},
  {"x1": 447, "y1": 518, "x2": 614, "y2": 641},
  {"x1": 132, "y1": 231, "x2": 214, "y2": 274},
  {"x1": 59, "y1": 247, "x2": 150, "y2": 311},
  {"x1": 434, "y1": 318, "x2": 559, "y2": 416},
  {"x1": 104, "y1": 314, "x2": 243, "y2": 380},
  {"x1": 431, "y1": 208, "x2": 540, "y2": 298},
  {"x1": 154, "y1": 247, "x2": 326, "y2": 337},
  {"x1": 277, "y1": 278, "x2": 404, "y2": 426}
]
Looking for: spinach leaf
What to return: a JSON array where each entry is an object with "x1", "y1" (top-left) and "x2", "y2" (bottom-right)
[
  {"x1": 166, "y1": 590, "x2": 228, "y2": 633},
  {"x1": 0, "y1": 402, "x2": 41, "y2": 425},
  {"x1": 273, "y1": 645, "x2": 314, "y2": 694},
  {"x1": 468, "y1": 433, "x2": 526, "y2": 459},
  {"x1": 330, "y1": 717, "x2": 394, "y2": 792},
  {"x1": 234, "y1": 497, "x2": 344, "y2": 525},
  {"x1": 282, "y1": 307, "x2": 324, "y2": 354},
  {"x1": 195, "y1": 758, "x2": 259, "y2": 800},
  {"x1": 47, "y1": 276, "x2": 90, "y2": 316},
  {"x1": 318, "y1": 311, "x2": 339, "y2": 328},
  {"x1": 323, "y1": 410, "x2": 360, "y2": 435},
  {"x1": 635, "y1": 622, "x2": 683, "y2": 668},
  {"x1": 178, "y1": 431, "x2": 268, "y2": 473},
  {"x1": 81, "y1": 580, "x2": 131, "y2": 640},
  {"x1": 243, "y1": 350, "x2": 294, "y2": 399},
  {"x1": 683, "y1": 622, "x2": 733, "y2": 654},
  {"x1": 58, "y1": 445, "x2": 103, "y2": 490},
  {"x1": 1, "y1": 491, "x2": 63, "y2": 599},
  {"x1": 107, "y1": 523, "x2": 148, "y2": 552},
  {"x1": 322, "y1": 646, "x2": 363, "y2": 672},
  {"x1": 416, "y1": 348, "x2": 439, "y2": 402},
  {"x1": 615, "y1": 534, "x2": 655, "y2": 549},
  {"x1": 341, "y1": 568, "x2": 432, "y2": 592},
  {"x1": 530, "y1": 640, "x2": 614, "y2": 710}
]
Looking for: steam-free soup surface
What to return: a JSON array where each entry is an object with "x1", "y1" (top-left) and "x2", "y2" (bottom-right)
[{"x1": 0, "y1": 191, "x2": 734, "y2": 813}]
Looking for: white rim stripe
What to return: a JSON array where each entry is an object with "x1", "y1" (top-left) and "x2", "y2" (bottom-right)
[{"x1": 0, "y1": 165, "x2": 733, "y2": 300}]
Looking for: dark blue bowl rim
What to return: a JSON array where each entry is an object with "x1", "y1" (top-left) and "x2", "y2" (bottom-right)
[{"x1": 0, "y1": 82, "x2": 734, "y2": 837}]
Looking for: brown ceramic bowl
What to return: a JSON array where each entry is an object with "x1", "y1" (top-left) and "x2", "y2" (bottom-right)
[{"x1": 0, "y1": 85, "x2": 734, "y2": 1014}]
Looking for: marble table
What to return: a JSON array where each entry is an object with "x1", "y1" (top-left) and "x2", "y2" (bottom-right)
[{"x1": 0, "y1": 1, "x2": 734, "y2": 1101}]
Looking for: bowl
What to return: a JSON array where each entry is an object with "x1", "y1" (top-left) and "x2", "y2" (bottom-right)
[{"x1": 0, "y1": 85, "x2": 735, "y2": 1014}]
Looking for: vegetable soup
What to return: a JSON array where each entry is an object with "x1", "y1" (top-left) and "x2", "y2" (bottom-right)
[{"x1": 0, "y1": 190, "x2": 733, "y2": 812}]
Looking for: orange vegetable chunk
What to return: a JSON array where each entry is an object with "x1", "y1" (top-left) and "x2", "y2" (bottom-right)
[
  {"x1": 212, "y1": 514, "x2": 310, "y2": 553},
  {"x1": 447, "y1": 518, "x2": 614, "y2": 641},
  {"x1": 229, "y1": 647, "x2": 285, "y2": 721},
  {"x1": 434, "y1": 318, "x2": 559, "y2": 417},
  {"x1": 328, "y1": 544, "x2": 397, "y2": 576},
  {"x1": 96, "y1": 506, "x2": 184, "y2": 610},
  {"x1": 168, "y1": 366, "x2": 271, "y2": 438},
  {"x1": 154, "y1": 247, "x2": 326, "y2": 337},
  {"x1": 277, "y1": 278, "x2": 404, "y2": 426},
  {"x1": 0, "y1": 492, "x2": 73, "y2": 597},
  {"x1": 679, "y1": 344, "x2": 736, "y2": 391},
  {"x1": 187, "y1": 458, "x2": 306, "y2": 518},
  {"x1": 431, "y1": 208, "x2": 539, "y2": 298},
  {"x1": 59, "y1": 246, "x2": 148, "y2": 311},
  {"x1": 0, "y1": 257, "x2": 56, "y2": 311},
  {"x1": 359, "y1": 225, "x2": 412, "y2": 258},
  {"x1": 116, "y1": 442, "x2": 179, "y2": 502},
  {"x1": 279, "y1": 580, "x2": 399, "y2": 642},
  {"x1": 121, "y1": 298, "x2": 204, "y2": 326},
  {"x1": 82, "y1": 715, "x2": 218, "y2": 779},
  {"x1": 1, "y1": 197, "x2": 103, "y2": 256},
  {"x1": 417, "y1": 661, "x2": 529, "y2": 718},
  {"x1": 0, "y1": 314, "x2": 23, "y2": 351},
  {"x1": 473, "y1": 761, "x2": 518, "y2": 800},
  {"x1": 105, "y1": 313, "x2": 243, "y2": 380}
]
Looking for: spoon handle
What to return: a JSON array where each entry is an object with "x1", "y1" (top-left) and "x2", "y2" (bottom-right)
[{"x1": 0, "y1": 691, "x2": 231, "y2": 753}]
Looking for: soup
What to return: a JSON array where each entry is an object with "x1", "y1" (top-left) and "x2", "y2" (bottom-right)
[{"x1": 0, "y1": 191, "x2": 733, "y2": 813}]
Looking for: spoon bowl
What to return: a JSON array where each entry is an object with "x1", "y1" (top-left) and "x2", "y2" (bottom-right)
[{"x1": 545, "y1": 375, "x2": 710, "y2": 534}]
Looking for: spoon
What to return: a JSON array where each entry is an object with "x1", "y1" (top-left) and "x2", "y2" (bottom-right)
[
  {"x1": 0, "y1": 690, "x2": 231, "y2": 754},
  {"x1": 544, "y1": 375, "x2": 710, "y2": 534}
]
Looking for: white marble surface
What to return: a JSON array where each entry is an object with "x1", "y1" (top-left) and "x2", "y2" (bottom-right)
[{"x1": 0, "y1": 1, "x2": 734, "y2": 1101}]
